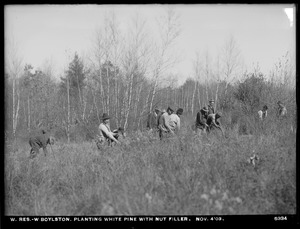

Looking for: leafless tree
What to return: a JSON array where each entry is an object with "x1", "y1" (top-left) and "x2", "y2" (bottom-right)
[
  {"x1": 5, "y1": 36, "x2": 23, "y2": 139},
  {"x1": 221, "y1": 35, "x2": 243, "y2": 96},
  {"x1": 148, "y1": 6, "x2": 181, "y2": 113}
]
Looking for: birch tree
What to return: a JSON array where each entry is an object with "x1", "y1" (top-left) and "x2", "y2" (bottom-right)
[
  {"x1": 148, "y1": 7, "x2": 181, "y2": 112},
  {"x1": 221, "y1": 35, "x2": 243, "y2": 96},
  {"x1": 5, "y1": 37, "x2": 23, "y2": 139},
  {"x1": 121, "y1": 12, "x2": 151, "y2": 130}
]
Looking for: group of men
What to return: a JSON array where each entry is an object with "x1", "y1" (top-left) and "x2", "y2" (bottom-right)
[
  {"x1": 195, "y1": 99, "x2": 223, "y2": 134},
  {"x1": 147, "y1": 106, "x2": 184, "y2": 140},
  {"x1": 258, "y1": 101, "x2": 287, "y2": 120},
  {"x1": 28, "y1": 98, "x2": 288, "y2": 158}
]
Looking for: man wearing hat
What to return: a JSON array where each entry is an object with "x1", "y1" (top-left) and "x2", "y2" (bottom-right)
[
  {"x1": 196, "y1": 107, "x2": 209, "y2": 133},
  {"x1": 208, "y1": 99, "x2": 215, "y2": 115},
  {"x1": 98, "y1": 113, "x2": 120, "y2": 147},
  {"x1": 158, "y1": 107, "x2": 174, "y2": 140},
  {"x1": 167, "y1": 108, "x2": 184, "y2": 134},
  {"x1": 147, "y1": 107, "x2": 161, "y2": 132}
]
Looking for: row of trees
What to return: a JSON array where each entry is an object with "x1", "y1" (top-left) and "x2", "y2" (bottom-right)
[{"x1": 5, "y1": 8, "x2": 295, "y2": 143}]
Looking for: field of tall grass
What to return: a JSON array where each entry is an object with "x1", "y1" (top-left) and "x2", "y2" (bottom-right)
[{"x1": 5, "y1": 115, "x2": 296, "y2": 216}]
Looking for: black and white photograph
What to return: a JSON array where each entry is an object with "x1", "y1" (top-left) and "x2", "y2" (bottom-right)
[{"x1": 3, "y1": 4, "x2": 297, "y2": 225}]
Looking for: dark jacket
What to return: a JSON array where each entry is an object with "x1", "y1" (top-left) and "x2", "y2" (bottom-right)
[
  {"x1": 196, "y1": 110, "x2": 208, "y2": 129},
  {"x1": 208, "y1": 104, "x2": 215, "y2": 115}
]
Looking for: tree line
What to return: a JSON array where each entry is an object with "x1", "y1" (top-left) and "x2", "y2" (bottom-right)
[{"x1": 5, "y1": 8, "x2": 296, "y2": 143}]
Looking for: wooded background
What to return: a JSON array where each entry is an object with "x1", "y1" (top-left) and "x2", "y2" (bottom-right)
[{"x1": 5, "y1": 9, "x2": 296, "y2": 143}]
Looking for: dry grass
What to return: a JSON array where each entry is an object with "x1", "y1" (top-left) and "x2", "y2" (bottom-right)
[{"x1": 5, "y1": 116, "x2": 296, "y2": 215}]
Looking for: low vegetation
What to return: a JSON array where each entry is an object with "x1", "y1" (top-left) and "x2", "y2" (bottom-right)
[{"x1": 5, "y1": 115, "x2": 296, "y2": 215}]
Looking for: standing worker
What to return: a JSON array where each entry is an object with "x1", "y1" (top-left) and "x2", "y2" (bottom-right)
[
  {"x1": 167, "y1": 108, "x2": 183, "y2": 134},
  {"x1": 29, "y1": 129, "x2": 54, "y2": 159},
  {"x1": 158, "y1": 107, "x2": 174, "y2": 140},
  {"x1": 258, "y1": 105, "x2": 268, "y2": 120},
  {"x1": 277, "y1": 101, "x2": 287, "y2": 117}
]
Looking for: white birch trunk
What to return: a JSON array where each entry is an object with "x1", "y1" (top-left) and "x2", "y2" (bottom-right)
[
  {"x1": 124, "y1": 73, "x2": 134, "y2": 130},
  {"x1": 67, "y1": 76, "x2": 70, "y2": 143}
]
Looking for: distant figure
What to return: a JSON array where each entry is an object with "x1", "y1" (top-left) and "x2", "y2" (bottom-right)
[
  {"x1": 29, "y1": 129, "x2": 54, "y2": 159},
  {"x1": 207, "y1": 112, "x2": 224, "y2": 134},
  {"x1": 97, "y1": 113, "x2": 120, "y2": 148},
  {"x1": 207, "y1": 99, "x2": 215, "y2": 115},
  {"x1": 258, "y1": 105, "x2": 268, "y2": 120},
  {"x1": 195, "y1": 107, "x2": 209, "y2": 133},
  {"x1": 147, "y1": 107, "x2": 161, "y2": 131},
  {"x1": 157, "y1": 109, "x2": 165, "y2": 127},
  {"x1": 167, "y1": 108, "x2": 183, "y2": 134},
  {"x1": 158, "y1": 107, "x2": 174, "y2": 140},
  {"x1": 277, "y1": 101, "x2": 287, "y2": 117}
]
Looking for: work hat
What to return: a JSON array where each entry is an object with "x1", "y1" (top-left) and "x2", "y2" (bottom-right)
[
  {"x1": 100, "y1": 113, "x2": 110, "y2": 120},
  {"x1": 209, "y1": 99, "x2": 215, "y2": 103},
  {"x1": 154, "y1": 107, "x2": 161, "y2": 112},
  {"x1": 162, "y1": 109, "x2": 166, "y2": 113},
  {"x1": 201, "y1": 106, "x2": 209, "y2": 112},
  {"x1": 176, "y1": 108, "x2": 183, "y2": 115}
]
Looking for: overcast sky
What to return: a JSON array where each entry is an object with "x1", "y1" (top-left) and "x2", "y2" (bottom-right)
[{"x1": 5, "y1": 4, "x2": 295, "y2": 85}]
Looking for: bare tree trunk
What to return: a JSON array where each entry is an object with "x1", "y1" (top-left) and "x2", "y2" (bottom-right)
[
  {"x1": 27, "y1": 94, "x2": 30, "y2": 132},
  {"x1": 76, "y1": 72, "x2": 83, "y2": 117},
  {"x1": 214, "y1": 82, "x2": 220, "y2": 112},
  {"x1": 92, "y1": 89, "x2": 100, "y2": 124},
  {"x1": 149, "y1": 77, "x2": 158, "y2": 113},
  {"x1": 191, "y1": 80, "x2": 197, "y2": 115},
  {"x1": 106, "y1": 65, "x2": 110, "y2": 115},
  {"x1": 67, "y1": 76, "x2": 70, "y2": 143},
  {"x1": 138, "y1": 83, "x2": 151, "y2": 129},
  {"x1": 99, "y1": 66, "x2": 105, "y2": 112},
  {"x1": 134, "y1": 84, "x2": 142, "y2": 130},
  {"x1": 82, "y1": 95, "x2": 87, "y2": 121},
  {"x1": 124, "y1": 73, "x2": 134, "y2": 130},
  {"x1": 12, "y1": 78, "x2": 20, "y2": 139},
  {"x1": 115, "y1": 73, "x2": 119, "y2": 127},
  {"x1": 197, "y1": 84, "x2": 201, "y2": 109}
]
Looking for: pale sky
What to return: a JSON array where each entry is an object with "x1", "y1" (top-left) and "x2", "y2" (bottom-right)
[{"x1": 5, "y1": 4, "x2": 295, "y2": 85}]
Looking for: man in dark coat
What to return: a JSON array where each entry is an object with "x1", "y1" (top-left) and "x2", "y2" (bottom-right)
[
  {"x1": 196, "y1": 106, "x2": 209, "y2": 132},
  {"x1": 29, "y1": 129, "x2": 54, "y2": 159}
]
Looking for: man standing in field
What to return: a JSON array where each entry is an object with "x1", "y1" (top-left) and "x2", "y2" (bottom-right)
[
  {"x1": 28, "y1": 129, "x2": 54, "y2": 159},
  {"x1": 97, "y1": 113, "x2": 120, "y2": 148},
  {"x1": 258, "y1": 105, "x2": 268, "y2": 120},
  {"x1": 158, "y1": 107, "x2": 174, "y2": 140},
  {"x1": 168, "y1": 108, "x2": 183, "y2": 134},
  {"x1": 277, "y1": 101, "x2": 287, "y2": 117}
]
